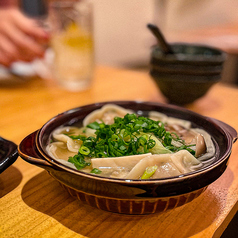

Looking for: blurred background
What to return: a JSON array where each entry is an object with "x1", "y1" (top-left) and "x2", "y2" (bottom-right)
[
  {"x1": 92, "y1": 0, "x2": 238, "y2": 76},
  {"x1": 90, "y1": 0, "x2": 238, "y2": 85},
  {"x1": 11, "y1": 0, "x2": 238, "y2": 86},
  {"x1": 22, "y1": 0, "x2": 238, "y2": 84}
]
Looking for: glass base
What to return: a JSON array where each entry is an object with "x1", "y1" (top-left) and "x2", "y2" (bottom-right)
[{"x1": 57, "y1": 78, "x2": 91, "y2": 92}]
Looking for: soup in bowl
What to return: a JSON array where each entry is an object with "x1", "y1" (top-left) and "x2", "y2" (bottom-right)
[{"x1": 18, "y1": 101, "x2": 237, "y2": 214}]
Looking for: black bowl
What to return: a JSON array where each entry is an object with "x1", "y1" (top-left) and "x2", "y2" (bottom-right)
[
  {"x1": 150, "y1": 43, "x2": 226, "y2": 105},
  {"x1": 18, "y1": 101, "x2": 237, "y2": 214},
  {"x1": 0, "y1": 137, "x2": 18, "y2": 173}
]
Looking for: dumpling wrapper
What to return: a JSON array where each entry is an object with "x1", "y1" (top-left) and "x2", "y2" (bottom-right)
[
  {"x1": 149, "y1": 111, "x2": 191, "y2": 129},
  {"x1": 152, "y1": 162, "x2": 181, "y2": 179},
  {"x1": 126, "y1": 154, "x2": 176, "y2": 179},
  {"x1": 191, "y1": 128, "x2": 215, "y2": 161},
  {"x1": 52, "y1": 126, "x2": 83, "y2": 153},
  {"x1": 83, "y1": 104, "x2": 133, "y2": 126},
  {"x1": 46, "y1": 141, "x2": 77, "y2": 161},
  {"x1": 125, "y1": 150, "x2": 201, "y2": 179},
  {"x1": 91, "y1": 153, "x2": 152, "y2": 172},
  {"x1": 170, "y1": 150, "x2": 201, "y2": 173}
]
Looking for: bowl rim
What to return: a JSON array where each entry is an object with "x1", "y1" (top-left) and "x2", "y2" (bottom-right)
[
  {"x1": 36, "y1": 100, "x2": 234, "y2": 185},
  {"x1": 151, "y1": 42, "x2": 227, "y2": 62}
]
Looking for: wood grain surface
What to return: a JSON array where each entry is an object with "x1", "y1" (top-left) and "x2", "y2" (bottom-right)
[{"x1": 0, "y1": 66, "x2": 238, "y2": 238}]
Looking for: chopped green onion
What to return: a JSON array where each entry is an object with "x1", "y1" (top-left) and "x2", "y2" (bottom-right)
[
  {"x1": 141, "y1": 165, "x2": 158, "y2": 179},
  {"x1": 79, "y1": 146, "x2": 90, "y2": 155},
  {"x1": 68, "y1": 154, "x2": 90, "y2": 170},
  {"x1": 68, "y1": 113, "x2": 195, "y2": 170},
  {"x1": 90, "y1": 168, "x2": 102, "y2": 174},
  {"x1": 87, "y1": 121, "x2": 101, "y2": 130}
]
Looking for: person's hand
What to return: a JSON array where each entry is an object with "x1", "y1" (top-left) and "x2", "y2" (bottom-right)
[{"x1": 0, "y1": 7, "x2": 49, "y2": 67}]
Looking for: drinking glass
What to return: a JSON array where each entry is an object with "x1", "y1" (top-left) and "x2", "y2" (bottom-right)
[{"x1": 48, "y1": 0, "x2": 94, "y2": 91}]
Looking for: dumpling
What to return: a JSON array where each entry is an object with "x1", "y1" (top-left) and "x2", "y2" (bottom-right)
[
  {"x1": 91, "y1": 153, "x2": 152, "y2": 178},
  {"x1": 125, "y1": 150, "x2": 201, "y2": 179},
  {"x1": 46, "y1": 126, "x2": 84, "y2": 161},
  {"x1": 149, "y1": 111, "x2": 191, "y2": 129},
  {"x1": 191, "y1": 128, "x2": 215, "y2": 161},
  {"x1": 91, "y1": 153, "x2": 151, "y2": 170},
  {"x1": 51, "y1": 126, "x2": 83, "y2": 153},
  {"x1": 46, "y1": 141, "x2": 77, "y2": 161},
  {"x1": 170, "y1": 150, "x2": 201, "y2": 173},
  {"x1": 152, "y1": 162, "x2": 181, "y2": 179},
  {"x1": 83, "y1": 104, "x2": 133, "y2": 126},
  {"x1": 126, "y1": 154, "x2": 177, "y2": 179}
]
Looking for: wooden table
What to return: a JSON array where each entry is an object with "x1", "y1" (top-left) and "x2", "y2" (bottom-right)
[{"x1": 1, "y1": 66, "x2": 238, "y2": 238}]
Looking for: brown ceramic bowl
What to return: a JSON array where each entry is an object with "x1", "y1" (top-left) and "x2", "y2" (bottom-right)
[{"x1": 18, "y1": 101, "x2": 237, "y2": 214}]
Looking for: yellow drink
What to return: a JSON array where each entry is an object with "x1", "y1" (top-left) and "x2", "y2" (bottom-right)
[{"x1": 50, "y1": 1, "x2": 94, "y2": 91}]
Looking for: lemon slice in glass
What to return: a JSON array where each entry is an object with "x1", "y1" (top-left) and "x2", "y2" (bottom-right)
[{"x1": 62, "y1": 22, "x2": 93, "y2": 50}]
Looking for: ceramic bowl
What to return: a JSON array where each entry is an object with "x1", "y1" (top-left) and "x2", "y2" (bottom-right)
[
  {"x1": 18, "y1": 101, "x2": 237, "y2": 214},
  {"x1": 150, "y1": 43, "x2": 226, "y2": 105},
  {"x1": 0, "y1": 137, "x2": 18, "y2": 173}
]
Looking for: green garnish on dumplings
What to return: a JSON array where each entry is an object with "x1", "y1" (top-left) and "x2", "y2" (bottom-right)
[{"x1": 68, "y1": 113, "x2": 195, "y2": 169}]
